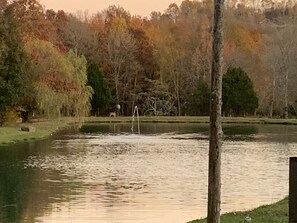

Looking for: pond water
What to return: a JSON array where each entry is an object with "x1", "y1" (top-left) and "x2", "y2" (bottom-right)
[{"x1": 1, "y1": 123, "x2": 297, "y2": 223}]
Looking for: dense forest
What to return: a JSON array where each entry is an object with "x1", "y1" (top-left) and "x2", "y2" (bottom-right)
[{"x1": 1, "y1": 0, "x2": 297, "y2": 124}]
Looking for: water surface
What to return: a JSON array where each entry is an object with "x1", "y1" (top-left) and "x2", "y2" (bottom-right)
[{"x1": 1, "y1": 123, "x2": 297, "y2": 223}]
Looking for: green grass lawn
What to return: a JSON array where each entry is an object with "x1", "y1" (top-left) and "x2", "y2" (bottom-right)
[
  {"x1": 0, "y1": 118, "x2": 80, "y2": 145},
  {"x1": 189, "y1": 197, "x2": 288, "y2": 223}
]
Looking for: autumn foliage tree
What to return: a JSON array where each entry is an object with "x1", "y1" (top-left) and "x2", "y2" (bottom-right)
[
  {"x1": 10, "y1": 0, "x2": 55, "y2": 41},
  {"x1": 1, "y1": 0, "x2": 297, "y2": 119},
  {"x1": 24, "y1": 39, "x2": 92, "y2": 117},
  {"x1": 104, "y1": 17, "x2": 141, "y2": 114}
]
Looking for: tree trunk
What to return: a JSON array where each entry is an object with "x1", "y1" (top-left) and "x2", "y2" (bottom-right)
[
  {"x1": 270, "y1": 75, "x2": 276, "y2": 118},
  {"x1": 207, "y1": 0, "x2": 224, "y2": 223},
  {"x1": 131, "y1": 75, "x2": 137, "y2": 115},
  {"x1": 284, "y1": 70, "x2": 289, "y2": 119},
  {"x1": 176, "y1": 82, "x2": 181, "y2": 116},
  {"x1": 173, "y1": 70, "x2": 181, "y2": 116},
  {"x1": 115, "y1": 73, "x2": 119, "y2": 106}
]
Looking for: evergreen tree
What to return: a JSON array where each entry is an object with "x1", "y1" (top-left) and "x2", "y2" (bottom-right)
[
  {"x1": 186, "y1": 80, "x2": 210, "y2": 116},
  {"x1": 222, "y1": 67, "x2": 259, "y2": 116},
  {"x1": 87, "y1": 62, "x2": 111, "y2": 115},
  {"x1": 0, "y1": 5, "x2": 26, "y2": 125}
]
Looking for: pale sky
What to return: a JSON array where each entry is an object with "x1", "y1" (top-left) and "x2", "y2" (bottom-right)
[{"x1": 39, "y1": 0, "x2": 185, "y2": 17}]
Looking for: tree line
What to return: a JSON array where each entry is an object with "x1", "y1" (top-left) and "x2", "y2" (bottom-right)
[{"x1": 1, "y1": 0, "x2": 296, "y2": 124}]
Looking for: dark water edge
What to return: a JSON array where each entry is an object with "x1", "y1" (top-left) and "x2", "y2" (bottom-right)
[{"x1": 81, "y1": 122, "x2": 297, "y2": 143}]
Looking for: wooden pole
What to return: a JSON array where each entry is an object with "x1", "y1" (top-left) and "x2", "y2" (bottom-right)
[
  {"x1": 290, "y1": 157, "x2": 297, "y2": 223},
  {"x1": 207, "y1": 0, "x2": 224, "y2": 223}
]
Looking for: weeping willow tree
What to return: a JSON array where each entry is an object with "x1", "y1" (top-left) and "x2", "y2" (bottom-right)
[
  {"x1": 24, "y1": 39, "x2": 92, "y2": 118},
  {"x1": 66, "y1": 49, "x2": 93, "y2": 117}
]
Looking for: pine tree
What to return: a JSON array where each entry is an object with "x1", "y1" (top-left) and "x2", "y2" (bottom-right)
[
  {"x1": 222, "y1": 66, "x2": 259, "y2": 116},
  {"x1": 87, "y1": 62, "x2": 111, "y2": 116},
  {"x1": 0, "y1": 5, "x2": 26, "y2": 125},
  {"x1": 186, "y1": 80, "x2": 210, "y2": 116}
]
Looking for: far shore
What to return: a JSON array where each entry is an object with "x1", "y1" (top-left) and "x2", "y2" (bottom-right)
[
  {"x1": 86, "y1": 116, "x2": 297, "y2": 125},
  {"x1": 1, "y1": 116, "x2": 297, "y2": 145}
]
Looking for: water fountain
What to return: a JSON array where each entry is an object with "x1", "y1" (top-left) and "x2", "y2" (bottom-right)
[{"x1": 131, "y1": 105, "x2": 140, "y2": 135}]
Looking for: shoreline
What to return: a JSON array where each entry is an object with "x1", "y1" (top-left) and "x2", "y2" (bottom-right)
[
  {"x1": 188, "y1": 197, "x2": 288, "y2": 223},
  {"x1": 0, "y1": 118, "x2": 79, "y2": 146},
  {"x1": 1, "y1": 116, "x2": 297, "y2": 145},
  {"x1": 85, "y1": 116, "x2": 297, "y2": 125}
]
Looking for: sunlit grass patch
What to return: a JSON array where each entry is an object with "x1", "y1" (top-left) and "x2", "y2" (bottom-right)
[{"x1": 189, "y1": 197, "x2": 288, "y2": 223}]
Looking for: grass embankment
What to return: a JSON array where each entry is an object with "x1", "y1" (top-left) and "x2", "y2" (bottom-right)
[
  {"x1": 189, "y1": 197, "x2": 288, "y2": 223},
  {"x1": 0, "y1": 118, "x2": 79, "y2": 145}
]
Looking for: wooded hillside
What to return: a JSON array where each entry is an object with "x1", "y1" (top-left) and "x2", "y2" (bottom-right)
[{"x1": 1, "y1": 0, "x2": 297, "y2": 123}]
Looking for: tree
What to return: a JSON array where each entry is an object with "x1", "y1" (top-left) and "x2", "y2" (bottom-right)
[
  {"x1": 138, "y1": 80, "x2": 175, "y2": 116},
  {"x1": 24, "y1": 39, "x2": 72, "y2": 117},
  {"x1": 129, "y1": 20, "x2": 157, "y2": 81},
  {"x1": 165, "y1": 3, "x2": 180, "y2": 23},
  {"x1": 262, "y1": 13, "x2": 297, "y2": 118},
  {"x1": 0, "y1": 4, "x2": 27, "y2": 125},
  {"x1": 24, "y1": 39, "x2": 92, "y2": 118},
  {"x1": 10, "y1": 0, "x2": 55, "y2": 41},
  {"x1": 224, "y1": 7, "x2": 263, "y2": 89},
  {"x1": 154, "y1": 34, "x2": 184, "y2": 116},
  {"x1": 207, "y1": 0, "x2": 224, "y2": 223},
  {"x1": 186, "y1": 80, "x2": 210, "y2": 116},
  {"x1": 104, "y1": 17, "x2": 141, "y2": 114},
  {"x1": 60, "y1": 16, "x2": 99, "y2": 61},
  {"x1": 222, "y1": 67, "x2": 259, "y2": 116},
  {"x1": 87, "y1": 62, "x2": 111, "y2": 116},
  {"x1": 103, "y1": 5, "x2": 131, "y2": 28},
  {"x1": 66, "y1": 49, "x2": 93, "y2": 117},
  {"x1": 192, "y1": 23, "x2": 212, "y2": 82}
]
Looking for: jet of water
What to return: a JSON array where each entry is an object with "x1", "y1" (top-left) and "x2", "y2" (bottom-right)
[{"x1": 131, "y1": 105, "x2": 140, "y2": 135}]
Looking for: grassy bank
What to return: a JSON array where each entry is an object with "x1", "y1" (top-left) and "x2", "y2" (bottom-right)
[
  {"x1": 189, "y1": 197, "x2": 288, "y2": 223},
  {"x1": 86, "y1": 116, "x2": 297, "y2": 125},
  {"x1": 0, "y1": 118, "x2": 79, "y2": 145}
]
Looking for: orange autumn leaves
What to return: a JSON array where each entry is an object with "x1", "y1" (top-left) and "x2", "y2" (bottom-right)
[{"x1": 225, "y1": 23, "x2": 261, "y2": 57}]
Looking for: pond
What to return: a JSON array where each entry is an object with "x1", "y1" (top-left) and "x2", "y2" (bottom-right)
[{"x1": 1, "y1": 123, "x2": 297, "y2": 223}]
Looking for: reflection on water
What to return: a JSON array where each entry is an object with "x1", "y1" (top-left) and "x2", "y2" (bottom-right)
[{"x1": 1, "y1": 123, "x2": 297, "y2": 223}]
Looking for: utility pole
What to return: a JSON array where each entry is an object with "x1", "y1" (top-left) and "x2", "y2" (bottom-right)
[{"x1": 207, "y1": 0, "x2": 224, "y2": 223}]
